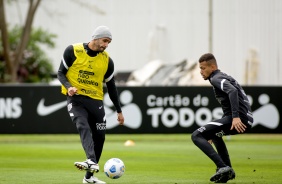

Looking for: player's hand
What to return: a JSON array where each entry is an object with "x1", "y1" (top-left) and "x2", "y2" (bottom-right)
[
  {"x1": 68, "y1": 87, "x2": 77, "y2": 96},
  {"x1": 117, "y1": 112, "x2": 124, "y2": 125},
  {"x1": 208, "y1": 140, "x2": 213, "y2": 144},
  {"x1": 230, "y1": 117, "x2": 246, "y2": 133}
]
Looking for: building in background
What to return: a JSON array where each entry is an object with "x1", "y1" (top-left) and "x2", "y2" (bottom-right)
[{"x1": 5, "y1": 0, "x2": 282, "y2": 85}]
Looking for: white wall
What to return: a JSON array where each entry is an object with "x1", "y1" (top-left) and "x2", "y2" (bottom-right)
[
  {"x1": 5, "y1": 0, "x2": 282, "y2": 85},
  {"x1": 213, "y1": 0, "x2": 282, "y2": 85}
]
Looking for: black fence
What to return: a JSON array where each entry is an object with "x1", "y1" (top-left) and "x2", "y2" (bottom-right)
[{"x1": 0, "y1": 85, "x2": 281, "y2": 134}]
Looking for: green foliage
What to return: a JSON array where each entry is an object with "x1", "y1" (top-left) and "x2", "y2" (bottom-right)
[
  {"x1": 0, "y1": 25, "x2": 57, "y2": 83},
  {"x1": 0, "y1": 134, "x2": 281, "y2": 184}
]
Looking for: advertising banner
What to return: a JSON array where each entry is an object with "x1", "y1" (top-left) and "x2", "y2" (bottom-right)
[{"x1": 0, "y1": 85, "x2": 280, "y2": 134}]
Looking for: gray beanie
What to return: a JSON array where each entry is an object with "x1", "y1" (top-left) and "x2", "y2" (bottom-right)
[{"x1": 91, "y1": 26, "x2": 112, "y2": 40}]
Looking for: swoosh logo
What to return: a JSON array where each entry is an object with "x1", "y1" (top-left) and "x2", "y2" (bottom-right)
[{"x1": 37, "y1": 99, "x2": 67, "y2": 116}]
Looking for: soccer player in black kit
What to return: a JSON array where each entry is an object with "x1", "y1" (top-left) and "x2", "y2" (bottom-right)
[
  {"x1": 57, "y1": 26, "x2": 124, "y2": 184},
  {"x1": 191, "y1": 53, "x2": 253, "y2": 183}
]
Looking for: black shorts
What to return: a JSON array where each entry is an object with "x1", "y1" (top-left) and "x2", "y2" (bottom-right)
[{"x1": 197, "y1": 115, "x2": 253, "y2": 140}]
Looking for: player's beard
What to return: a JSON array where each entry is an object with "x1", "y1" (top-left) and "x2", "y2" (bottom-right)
[{"x1": 99, "y1": 46, "x2": 106, "y2": 51}]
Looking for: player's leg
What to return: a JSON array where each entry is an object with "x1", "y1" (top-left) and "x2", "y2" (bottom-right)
[
  {"x1": 85, "y1": 99, "x2": 106, "y2": 163},
  {"x1": 191, "y1": 125, "x2": 227, "y2": 169},
  {"x1": 67, "y1": 96, "x2": 99, "y2": 173},
  {"x1": 211, "y1": 116, "x2": 252, "y2": 183},
  {"x1": 191, "y1": 115, "x2": 235, "y2": 182},
  {"x1": 212, "y1": 137, "x2": 231, "y2": 167},
  {"x1": 208, "y1": 116, "x2": 236, "y2": 182},
  {"x1": 212, "y1": 137, "x2": 236, "y2": 183},
  {"x1": 84, "y1": 116, "x2": 106, "y2": 180},
  {"x1": 92, "y1": 128, "x2": 105, "y2": 162},
  {"x1": 84, "y1": 99, "x2": 106, "y2": 183},
  {"x1": 211, "y1": 115, "x2": 251, "y2": 168}
]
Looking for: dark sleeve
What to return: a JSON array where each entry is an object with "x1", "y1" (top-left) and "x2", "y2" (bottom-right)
[
  {"x1": 105, "y1": 57, "x2": 122, "y2": 113},
  {"x1": 57, "y1": 45, "x2": 76, "y2": 90},
  {"x1": 212, "y1": 76, "x2": 239, "y2": 118},
  {"x1": 104, "y1": 57, "x2": 114, "y2": 82},
  {"x1": 227, "y1": 86, "x2": 239, "y2": 118}
]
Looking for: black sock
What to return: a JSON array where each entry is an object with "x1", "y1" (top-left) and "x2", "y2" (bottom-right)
[
  {"x1": 85, "y1": 171, "x2": 93, "y2": 179},
  {"x1": 213, "y1": 137, "x2": 232, "y2": 167}
]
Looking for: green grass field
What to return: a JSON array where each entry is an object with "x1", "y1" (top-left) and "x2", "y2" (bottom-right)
[{"x1": 0, "y1": 134, "x2": 281, "y2": 184}]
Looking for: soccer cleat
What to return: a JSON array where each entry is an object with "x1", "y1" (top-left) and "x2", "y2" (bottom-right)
[
  {"x1": 210, "y1": 166, "x2": 234, "y2": 183},
  {"x1": 83, "y1": 176, "x2": 106, "y2": 184},
  {"x1": 74, "y1": 159, "x2": 99, "y2": 173},
  {"x1": 214, "y1": 168, "x2": 235, "y2": 183}
]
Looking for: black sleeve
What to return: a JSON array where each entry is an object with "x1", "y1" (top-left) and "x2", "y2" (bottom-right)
[
  {"x1": 211, "y1": 75, "x2": 239, "y2": 118},
  {"x1": 104, "y1": 57, "x2": 114, "y2": 82},
  {"x1": 105, "y1": 57, "x2": 122, "y2": 113},
  {"x1": 57, "y1": 45, "x2": 76, "y2": 90}
]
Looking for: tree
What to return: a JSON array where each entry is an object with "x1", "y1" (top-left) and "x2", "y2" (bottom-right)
[
  {"x1": 0, "y1": 0, "x2": 53, "y2": 83},
  {"x1": 2, "y1": 25, "x2": 56, "y2": 83}
]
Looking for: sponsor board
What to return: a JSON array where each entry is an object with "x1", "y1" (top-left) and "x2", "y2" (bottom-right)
[{"x1": 0, "y1": 85, "x2": 280, "y2": 133}]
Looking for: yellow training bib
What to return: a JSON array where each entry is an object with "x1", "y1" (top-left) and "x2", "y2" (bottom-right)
[{"x1": 61, "y1": 43, "x2": 109, "y2": 100}]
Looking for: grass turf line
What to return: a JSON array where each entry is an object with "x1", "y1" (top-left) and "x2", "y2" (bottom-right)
[{"x1": 0, "y1": 134, "x2": 281, "y2": 184}]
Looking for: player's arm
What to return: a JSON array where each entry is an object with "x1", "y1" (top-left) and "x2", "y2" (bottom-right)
[
  {"x1": 224, "y1": 80, "x2": 247, "y2": 132},
  {"x1": 211, "y1": 76, "x2": 246, "y2": 132},
  {"x1": 212, "y1": 76, "x2": 239, "y2": 118},
  {"x1": 105, "y1": 57, "x2": 122, "y2": 113},
  {"x1": 57, "y1": 45, "x2": 77, "y2": 95},
  {"x1": 105, "y1": 57, "x2": 124, "y2": 125}
]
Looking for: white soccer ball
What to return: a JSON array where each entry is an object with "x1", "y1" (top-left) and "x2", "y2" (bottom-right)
[{"x1": 104, "y1": 158, "x2": 125, "y2": 179}]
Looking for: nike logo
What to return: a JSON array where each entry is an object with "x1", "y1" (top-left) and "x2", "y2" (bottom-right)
[{"x1": 37, "y1": 99, "x2": 67, "y2": 116}]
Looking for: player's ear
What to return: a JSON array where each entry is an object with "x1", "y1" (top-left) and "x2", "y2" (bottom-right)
[{"x1": 211, "y1": 63, "x2": 218, "y2": 70}]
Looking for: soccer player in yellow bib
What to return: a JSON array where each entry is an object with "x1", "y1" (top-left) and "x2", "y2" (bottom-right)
[{"x1": 57, "y1": 26, "x2": 124, "y2": 184}]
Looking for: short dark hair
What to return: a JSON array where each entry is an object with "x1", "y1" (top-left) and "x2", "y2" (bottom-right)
[{"x1": 199, "y1": 53, "x2": 216, "y2": 63}]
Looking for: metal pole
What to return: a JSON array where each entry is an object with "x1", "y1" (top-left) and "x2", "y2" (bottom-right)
[{"x1": 209, "y1": 0, "x2": 213, "y2": 53}]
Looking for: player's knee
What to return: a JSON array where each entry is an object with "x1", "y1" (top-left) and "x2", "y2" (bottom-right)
[
  {"x1": 74, "y1": 118, "x2": 88, "y2": 132},
  {"x1": 76, "y1": 123, "x2": 85, "y2": 132},
  {"x1": 191, "y1": 130, "x2": 200, "y2": 143}
]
